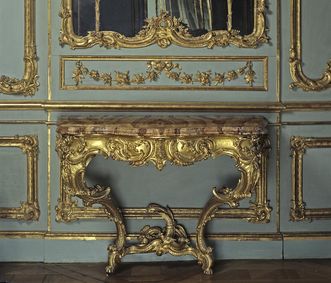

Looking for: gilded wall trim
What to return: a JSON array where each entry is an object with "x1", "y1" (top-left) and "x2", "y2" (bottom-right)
[
  {"x1": 290, "y1": 136, "x2": 331, "y2": 221},
  {"x1": 59, "y1": 0, "x2": 268, "y2": 49},
  {"x1": 0, "y1": 0, "x2": 38, "y2": 96},
  {"x1": 289, "y1": 0, "x2": 331, "y2": 91},
  {"x1": 0, "y1": 231, "x2": 282, "y2": 241},
  {"x1": 60, "y1": 56, "x2": 268, "y2": 91},
  {"x1": 3, "y1": 231, "x2": 331, "y2": 241},
  {"x1": 0, "y1": 136, "x2": 39, "y2": 221}
]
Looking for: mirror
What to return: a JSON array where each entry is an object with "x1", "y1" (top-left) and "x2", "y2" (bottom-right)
[
  {"x1": 72, "y1": 0, "x2": 147, "y2": 37},
  {"x1": 72, "y1": 0, "x2": 254, "y2": 37},
  {"x1": 61, "y1": 0, "x2": 266, "y2": 49},
  {"x1": 156, "y1": 0, "x2": 254, "y2": 36}
]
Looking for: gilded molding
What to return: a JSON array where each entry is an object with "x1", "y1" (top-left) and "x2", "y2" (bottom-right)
[
  {"x1": 290, "y1": 136, "x2": 331, "y2": 221},
  {"x1": 0, "y1": 0, "x2": 38, "y2": 96},
  {"x1": 0, "y1": 101, "x2": 284, "y2": 112},
  {"x1": 59, "y1": 0, "x2": 269, "y2": 49},
  {"x1": 0, "y1": 136, "x2": 39, "y2": 221},
  {"x1": 289, "y1": 0, "x2": 331, "y2": 91}
]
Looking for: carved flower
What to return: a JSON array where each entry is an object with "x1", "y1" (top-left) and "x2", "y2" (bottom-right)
[
  {"x1": 89, "y1": 70, "x2": 100, "y2": 81},
  {"x1": 180, "y1": 73, "x2": 193, "y2": 84},
  {"x1": 132, "y1": 74, "x2": 146, "y2": 85},
  {"x1": 146, "y1": 71, "x2": 159, "y2": 82},
  {"x1": 100, "y1": 73, "x2": 112, "y2": 85},
  {"x1": 196, "y1": 71, "x2": 212, "y2": 86},
  {"x1": 148, "y1": 61, "x2": 166, "y2": 72},
  {"x1": 115, "y1": 71, "x2": 130, "y2": 85},
  {"x1": 214, "y1": 73, "x2": 225, "y2": 85},
  {"x1": 167, "y1": 71, "x2": 180, "y2": 81},
  {"x1": 72, "y1": 61, "x2": 88, "y2": 86},
  {"x1": 226, "y1": 70, "x2": 238, "y2": 81},
  {"x1": 244, "y1": 61, "x2": 255, "y2": 86},
  {"x1": 245, "y1": 70, "x2": 256, "y2": 87}
]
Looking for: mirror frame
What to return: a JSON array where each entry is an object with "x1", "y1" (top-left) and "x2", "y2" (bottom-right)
[
  {"x1": 289, "y1": 0, "x2": 331, "y2": 91},
  {"x1": 0, "y1": 0, "x2": 38, "y2": 96},
  {"x1": 59, "y1": 0, "x2": 269, "y2": 49}
]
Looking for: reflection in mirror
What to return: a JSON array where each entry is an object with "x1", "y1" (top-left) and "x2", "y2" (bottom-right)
[
  {"x1": 72, "y1": 0, "x2": 254, "y2": 38},
  {"x1": 72, "y1": 0, "x2": 147, "y2": 37}
]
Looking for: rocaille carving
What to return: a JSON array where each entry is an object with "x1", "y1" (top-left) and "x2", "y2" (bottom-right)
[
  {"x1": 59, "y1": 0, "x2": 269, "y2": 49},
  {"x1": 0, "y1": 0, "x2": 38, "y2": 96}
]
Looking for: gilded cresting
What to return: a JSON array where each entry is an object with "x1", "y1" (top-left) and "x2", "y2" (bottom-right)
[{"x1": 56, "y1": 116, "x2": 271, "y2": 274}]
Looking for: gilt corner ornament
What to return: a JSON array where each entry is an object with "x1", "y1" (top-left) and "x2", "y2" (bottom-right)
[
  {"x1": 289, "y1": 0, "x2": 331, "y2": 92},
  {"x1": 59, "y1": 0, "x2": 269, "y2": 50},
  {"x1": 0, "y1": 135, "x2": 39, "y2": 221},
  {"x1": 0, "y1": 0, "x2": 39, "y2": 96}
]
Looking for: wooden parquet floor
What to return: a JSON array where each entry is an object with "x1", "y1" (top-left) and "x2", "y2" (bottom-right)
[{"x1": 0, "y1": 260, "x2": 331, "y2": 283}]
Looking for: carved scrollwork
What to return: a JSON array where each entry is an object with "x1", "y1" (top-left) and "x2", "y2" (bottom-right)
[
  {"x1": 59, "y1": 0, "x2": 268, "y2": 49},
  {"x1": 289, "y1": 0, "x2": 331, "y2": 91},
  {"x1": 0, "y1": 0, "x2": 38, "y2": 96},
  {"x1": 126, "y1": 203, "x2": 211, "y2": 274},
  {"x1": 0, "y1": 136, "x2": 39, "y2": 221},
  {"x1": 195, "y1": 135, "x2": 270, "y2": 273}
]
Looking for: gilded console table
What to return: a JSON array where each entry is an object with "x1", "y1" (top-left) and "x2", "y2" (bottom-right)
[{"x1": 56, "y1": 116, "x2": 270, "y2": 275}]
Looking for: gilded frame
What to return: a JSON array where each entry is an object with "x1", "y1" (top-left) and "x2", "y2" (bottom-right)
[
  {"x1": 290, "y1": 136, "x2": 331, "y2": 221},
  {"x1": 289, "y1": 0, "x2": 331, "y2": 91},
  {"x1": 0, "y1": 136, "x2": 39, "y2": 221},
  {"x1": 59, "y1": 0, "x2": 269, "y2": 49},
  {"x1": 0, "y1": 0, "x2": 38, "y2": 96}
]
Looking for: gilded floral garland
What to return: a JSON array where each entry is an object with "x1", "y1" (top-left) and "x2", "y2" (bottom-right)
[{"x1": 72, "y1": 60, "x2": 256, "y2": 88}]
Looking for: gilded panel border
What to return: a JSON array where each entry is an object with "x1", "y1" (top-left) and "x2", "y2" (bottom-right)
[
  {"x1": 0, "y1": 136, "x2": 39, "y2": 221},
  {"x1": 59, "y1": 0, "x2": 269, "y2": 49},
  {"x1": 60, "y1": 56, "x2": 268, "y2": 91},
  {"x1": 0, "y1": 0, "x2": 38, "y2": 96},
  {"x1": 290, "y1": 136, "x2": 331, "y2": 221},
  {"x1": 289, "y1": 0, "x2": 331, "y2": 91}
]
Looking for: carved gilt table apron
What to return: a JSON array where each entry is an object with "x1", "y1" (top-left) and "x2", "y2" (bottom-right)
[{"x1": 56, "y1": 116, "x2": 270, "y2": 275}]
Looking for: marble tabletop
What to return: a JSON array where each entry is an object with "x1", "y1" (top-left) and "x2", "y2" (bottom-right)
[{"x1": 57, "y1": 115, "x2": 268, "y2": 137}]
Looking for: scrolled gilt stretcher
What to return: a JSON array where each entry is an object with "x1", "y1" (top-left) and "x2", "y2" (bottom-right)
[{"x1": 56, "y1": 115, "x2": 271, "y2": 275}]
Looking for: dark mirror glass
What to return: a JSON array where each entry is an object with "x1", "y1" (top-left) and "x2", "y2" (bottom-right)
[
  {"x1": 72, "y1": 0, "x2": 254, "y2": 37},
  {"x1": 157, "y1": 0, "x2": 254, "y2": 36},
  {"x1": 72, "y1": 0, "x2": 147, "y2": 37},
  {"x1": 99, "y1": 0, "x2": 147, "y2": 37},
  {"x1": 72, "y1": 0, "x2": 96, "y2": 36}
]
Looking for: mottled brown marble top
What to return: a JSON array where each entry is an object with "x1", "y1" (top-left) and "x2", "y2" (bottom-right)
[{"x1": 57, "y1": 116, "x2": 268, "y2": 137}]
